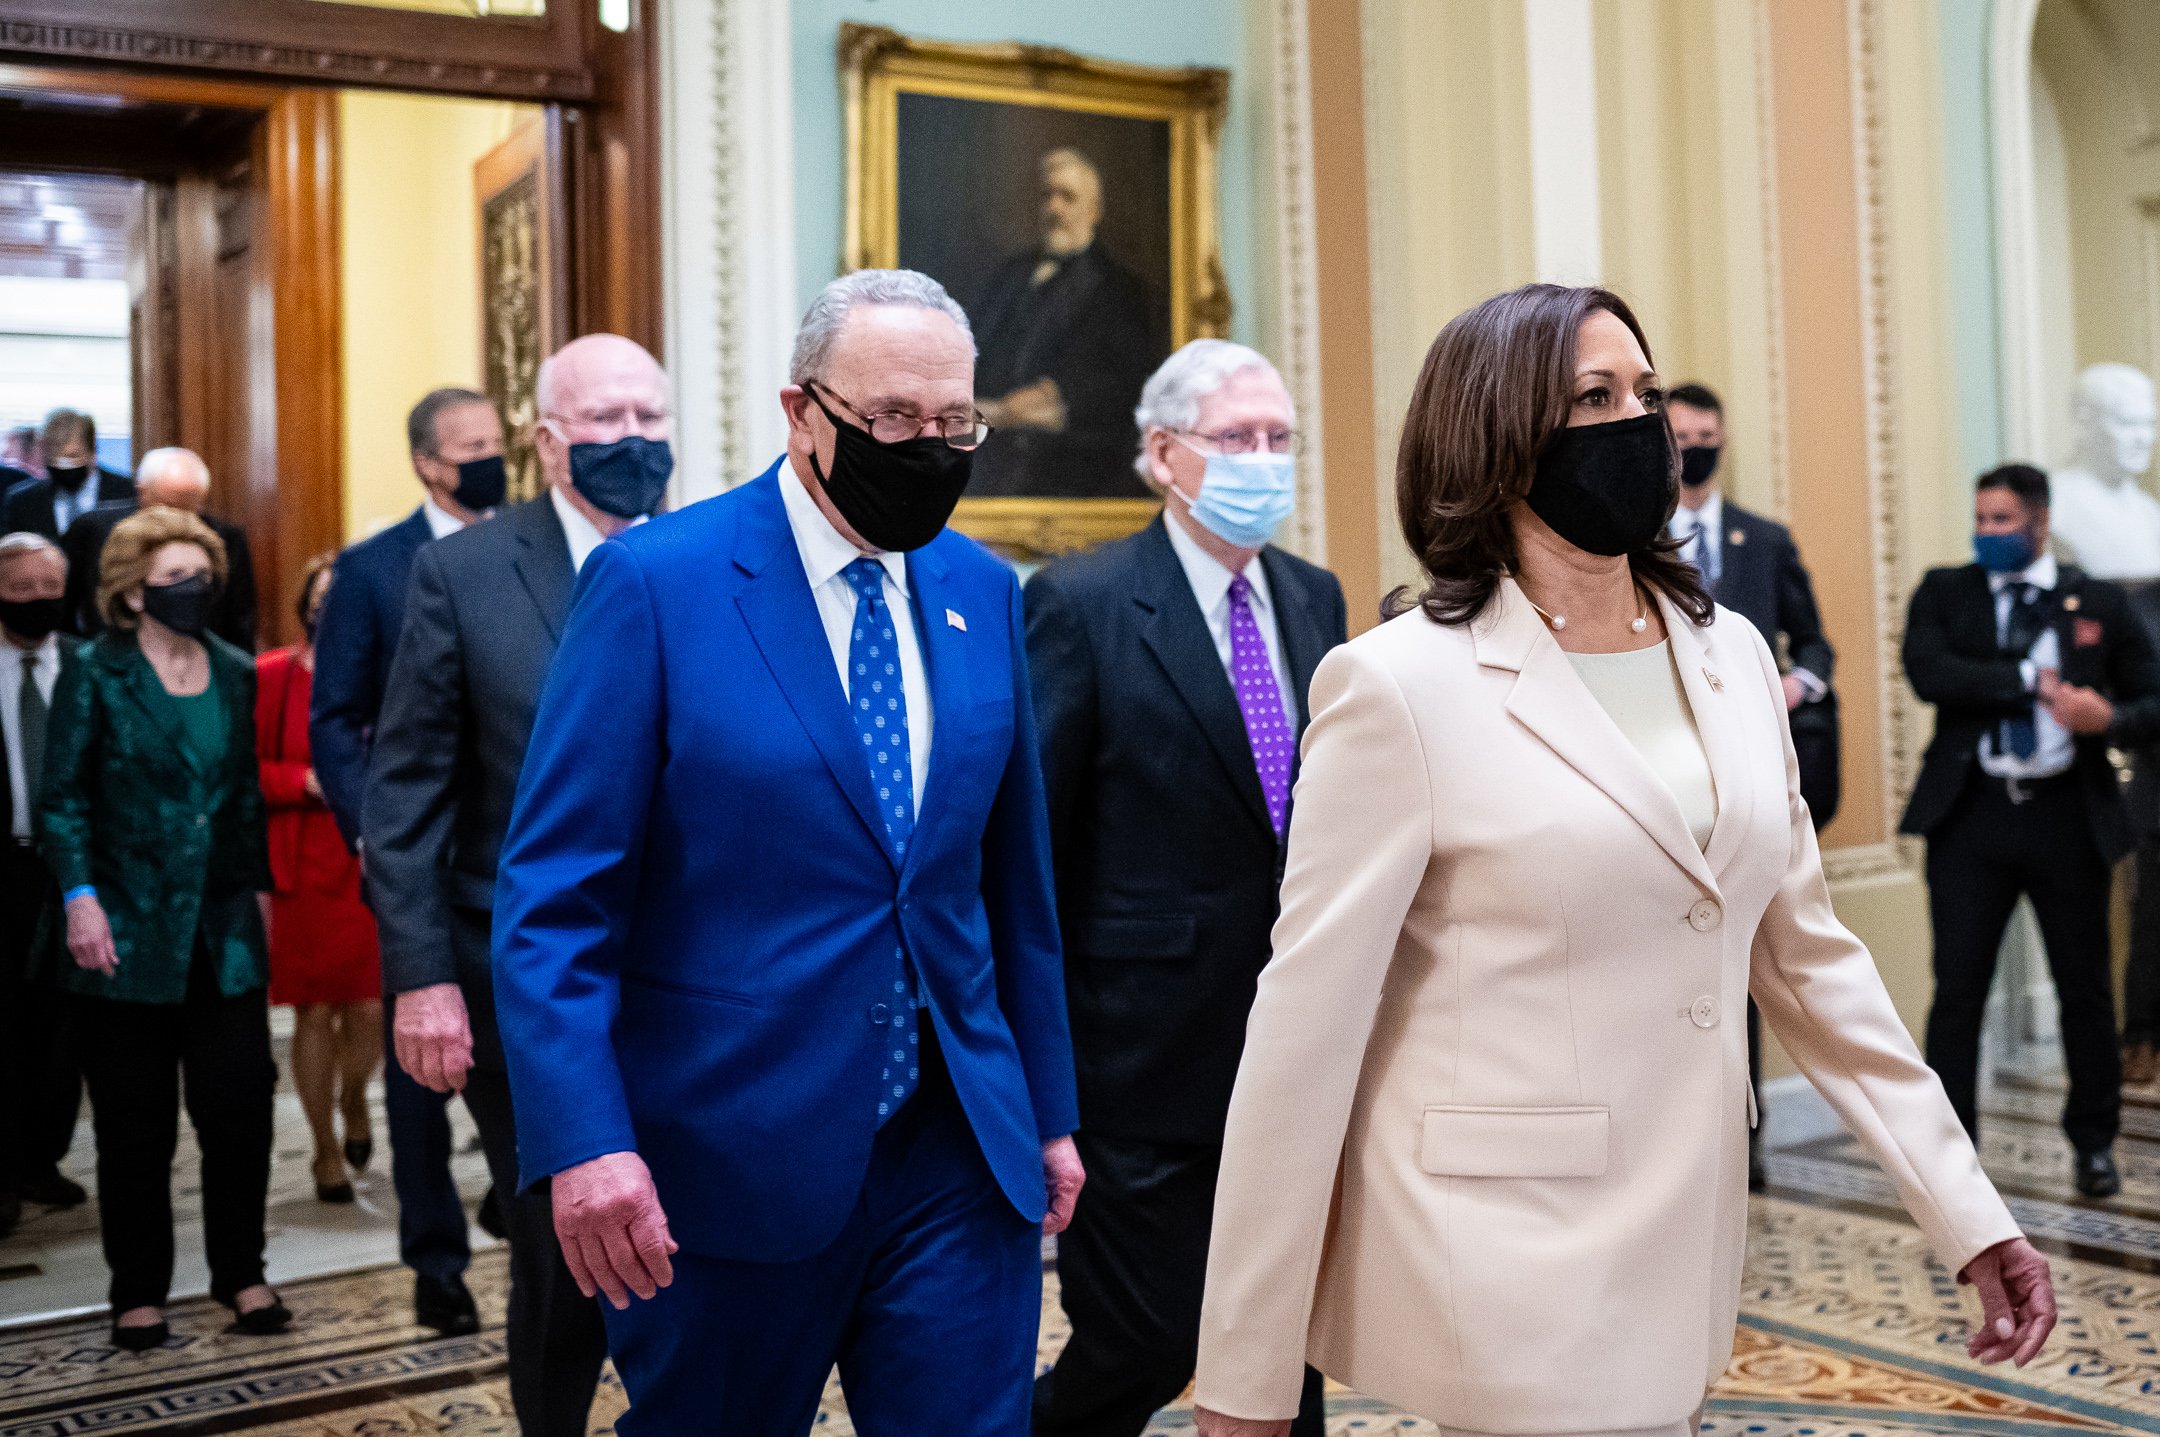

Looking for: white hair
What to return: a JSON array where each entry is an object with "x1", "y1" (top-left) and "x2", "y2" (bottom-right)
[
  {"x1": 789, "y1": 269, "x2": 974, "y2": 386},
  {"x1": 0, "y1": 530, "x2": 63, "y2": 577},
  {"x1": 1131, "y1": 339, "x2": 1288, "y2": 481},
  {"x1": 135, "y1": 446, "x2": 210, "y2": 492}
]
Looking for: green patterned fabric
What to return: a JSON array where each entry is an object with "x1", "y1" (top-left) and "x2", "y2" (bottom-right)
[{"x1": 36, "y1": 631, "x2": 270, "y2": 1004}]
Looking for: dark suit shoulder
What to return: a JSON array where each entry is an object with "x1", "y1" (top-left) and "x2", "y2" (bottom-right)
[
  {"x1": 1719, "y1": 501, "x2": 1793, "y2": 548},
  {"x1": 1915, "y1": 563, "x2": 1984, "y2": 597},
  {"x1": 426, "y1": 496, "x2": 543, "y2": 573},
  {"x1": 1028, "y1": 524, "x2": 1155, "y2": 602}
]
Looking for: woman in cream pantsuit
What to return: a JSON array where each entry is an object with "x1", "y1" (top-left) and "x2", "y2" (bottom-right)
[{"x1": 1191, "y1": 285, "x2": 2055, "y2": 1437}]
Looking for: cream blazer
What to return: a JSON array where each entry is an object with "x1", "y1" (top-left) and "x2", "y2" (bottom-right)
[{"x1": 1193, "y1": 578, "x2": 2020, "y2": 1437}]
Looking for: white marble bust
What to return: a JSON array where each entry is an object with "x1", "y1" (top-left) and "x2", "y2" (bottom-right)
[{"x1": 2050, "y1": 363, "x2": 2160, "y2": 580}]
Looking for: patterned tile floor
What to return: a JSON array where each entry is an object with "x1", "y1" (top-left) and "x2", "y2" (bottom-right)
[{"x1": 6, "y1": 1075, "x2": 2160, "y2": 1434}]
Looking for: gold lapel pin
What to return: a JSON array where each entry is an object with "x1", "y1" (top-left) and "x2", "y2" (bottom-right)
[
  {"x1": 1728, "y1": 529, "x2": 1746, "y2": 547},
  {"x1": 2063, "y1": 594, "x2": 2081, "y2": 612},
  {"x1": 1704, "y1": 668, "x2": 1724, "y2": 693}
]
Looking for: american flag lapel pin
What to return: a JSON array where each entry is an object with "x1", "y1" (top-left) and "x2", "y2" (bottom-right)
[
  {"x1": 1704, "y1": 668, "x2": 1724, "y2": 693},
  {"x1": 946, "y1": 608, "x2": 967, "y2": 632}
]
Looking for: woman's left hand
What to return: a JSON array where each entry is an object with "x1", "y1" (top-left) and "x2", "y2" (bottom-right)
[{"x1": 1959, "y1": 1237, "x2": 2055, "y2": 1366}]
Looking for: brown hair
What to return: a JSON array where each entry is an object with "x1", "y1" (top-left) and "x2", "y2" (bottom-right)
[
  {"x1": 294, "y1": 551, "x2": 336, "y2": 633},
  {"x1": 98, "y1": 505, "x2": 227, "y2": 632},
  {"x1": 1385, "y1": 283, "x2": 1713, "y2": 628}
]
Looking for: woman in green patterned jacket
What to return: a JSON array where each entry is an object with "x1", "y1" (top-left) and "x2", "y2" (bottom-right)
[{"x1": 38, "y1": 503, "x2": 289, "y2": 1351}]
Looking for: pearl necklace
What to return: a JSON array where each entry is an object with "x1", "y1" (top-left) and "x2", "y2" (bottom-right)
[{"x1": 1524, "y1": 593, "x2": 1648, "y2": 635}]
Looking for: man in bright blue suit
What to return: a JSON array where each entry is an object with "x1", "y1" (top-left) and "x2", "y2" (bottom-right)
[{"x1": 492, "y1": 268, "x2": 1085, "y2": 1435}]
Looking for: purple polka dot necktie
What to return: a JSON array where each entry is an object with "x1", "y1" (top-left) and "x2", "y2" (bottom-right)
[
  {"x1": 844, "y1": 558, "x2": 920, "y2": 1125},
  {"x1": 1226, "y1": 574, "x2": 1293, "y2": 839}
]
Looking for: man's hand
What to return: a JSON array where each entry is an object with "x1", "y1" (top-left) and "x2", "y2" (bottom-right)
[
  {"x1": 2042, "y1": 679, "x2": 2115, "y2": 735},
  {"x1": 1959, "y1": 1236, "x2": 2055, "y2": 1366},
  {"x1": 393, "y1": 982, "x2": 474, "y2": 1094},
  {"x1": 65, "y1": 893, "x2": 118, "y2": 976},
  {"x1": 1042, "y1": 1135, "x2": 1085, "y2": 1235},
  {"x1": 1781, "y1": 675, "x2": 1807, "y2": 711},
  {"x1": 553, "y1": 1150, "x2": 678, "y2": 1310},
  {"x1": 304, "y1": 767, "x2": 324, "y2": 802},
  {"x1": 1194, "y1": 1408, "x2": 1291, "y2": 1437}
]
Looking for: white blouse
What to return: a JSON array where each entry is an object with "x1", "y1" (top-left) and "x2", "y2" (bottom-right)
[{"x1": 1565, "y1": 641, "x2": 1719, "y2": 849}]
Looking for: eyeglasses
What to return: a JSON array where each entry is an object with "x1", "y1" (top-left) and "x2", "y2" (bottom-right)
[
  {"x1": 1173, "y1": 426, "x2": 1302, "y2": 457},
  {"x1": 808, "y1": 383, "x2": 992, "y2": 451}
]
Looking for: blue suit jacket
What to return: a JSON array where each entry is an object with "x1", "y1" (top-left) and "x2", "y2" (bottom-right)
[
  {"x1": 492, "y1": 462, "x2": 1079, "y2": 1262},
  {"x1": 310, "y1": 507, "x2": 435, "y2": 848}
]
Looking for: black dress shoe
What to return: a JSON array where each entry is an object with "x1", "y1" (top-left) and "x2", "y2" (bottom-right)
[
  {"x1": 21, "y1": 1169, "x2": 86, "y2": 1209},
  {"x1": 315, "y1": 1181, "x2": 355, "y2": 1205},
  {"x1": 344, "y1": 1136, "x2": 373, "y2": 1172},
  {"x1": 220, "y1": 1293, "x2": 294, "y2": 1336},
  {"x1": 0, "y1": 1194, "x2": 19, "y2": 1240},
  {"x1": 414, "y1": 1273, "x2": 481, "y2": 1336},
  {"x1": 476, "y1": 1185, "x2": 508, "y2": 1240},
  {"x1": 110, "y1": 1318, "x2": 169, "y2": 1352},
  {"x1": 2075, "y1": 1148, "x2": 2122, "y2": 1198}
]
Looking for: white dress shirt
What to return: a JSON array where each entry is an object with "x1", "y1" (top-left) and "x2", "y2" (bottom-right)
[
  {"x1": 778, "y1": 462, "x2": 932, "y2": 812},
  {"x1": 1669, "y1": 490, "x2": 1723, "y2": 583},
  {"x1": 422, "y1": 495, "x2": 469, "y2": 540},
  {"x1": 52, "y1": 477, "x2": 97, "y2": 535},
  {"x1": 1162, "y1": 508, "x2": 1297, "y2": 732},
  {"x1": 2, "y1": 634, "x2": 61, "y2": 839},
  {"x1": 1977, "y1": 551, "x2": 2073, "y2": 780},
  {"x1": 548, "y1": 486, "x2": 644, "y2": 576}
]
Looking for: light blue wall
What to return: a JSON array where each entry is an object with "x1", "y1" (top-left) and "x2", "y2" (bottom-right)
[
  {"x1": 790, "y1": 0, "x2": 1260, "y2": 346},
  {"x1": 1938, "y1": 0, "x2": 2006, "y2": 479}
]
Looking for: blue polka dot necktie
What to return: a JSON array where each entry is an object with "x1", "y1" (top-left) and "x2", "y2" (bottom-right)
[{"x1": 844, "y1": 558, "x2": 921, "y2": 1124}]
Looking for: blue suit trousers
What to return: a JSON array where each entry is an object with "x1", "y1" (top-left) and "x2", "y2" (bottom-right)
[{"x1": 602, "y1": 1044, "x2": 1040, "y2": 1437}]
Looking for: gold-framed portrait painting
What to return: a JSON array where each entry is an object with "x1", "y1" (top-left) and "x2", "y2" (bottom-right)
[{"x1": 840, "y1": 23, "x2": 1231, "y2": 558}]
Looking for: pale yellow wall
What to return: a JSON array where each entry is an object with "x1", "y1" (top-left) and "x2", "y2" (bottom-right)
[{"x1": 337, "y1": 90, "x2": 536, "y2": 541}]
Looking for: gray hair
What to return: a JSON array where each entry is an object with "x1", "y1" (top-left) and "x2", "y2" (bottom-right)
[
  {"x1": 789, "y1": 269, "x2": 974, "y2": 386},
  {"x1": 1131, "y1": 339, "x2": 1288, "y2": 480},
  {"x1": 0, "y1": 530, "x2": 63, "y2": 577}
]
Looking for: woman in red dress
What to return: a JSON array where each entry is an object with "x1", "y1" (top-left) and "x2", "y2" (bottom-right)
[{"x1": 257, "y1": 554, "x2": 382, "y2": 1203}]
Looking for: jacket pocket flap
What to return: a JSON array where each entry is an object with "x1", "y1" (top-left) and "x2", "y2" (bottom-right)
[
  {"x1": 1080, "y1": 914, "x2": 1198, "y2": 960},
  {"x1": 1419, "y1": 1105, "x2": 1609, "y2": 1178}
]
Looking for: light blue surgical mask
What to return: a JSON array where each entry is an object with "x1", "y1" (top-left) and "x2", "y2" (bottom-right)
[{"x1": 1175, "y1": 447, "x2": 1298, "y2": 549}]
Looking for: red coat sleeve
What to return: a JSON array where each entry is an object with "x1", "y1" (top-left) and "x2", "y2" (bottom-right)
[{"x1": 255, "y1": 649, "x2": 312, "y2": 810}]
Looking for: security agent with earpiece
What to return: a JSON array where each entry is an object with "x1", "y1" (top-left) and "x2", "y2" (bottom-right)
[
  {"x1": 1025, "y1": 339, "x2": 1344, "y2": 1437},
  {"x1": 1901, "y1": 462, "x2": 2160, "y2": 1200}
]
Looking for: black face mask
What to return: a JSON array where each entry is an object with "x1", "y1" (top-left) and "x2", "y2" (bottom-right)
[
  {"x1": 0, "y1": 596, "x2": 64, "y2": 641},
  {"x1": 452, "y1": 454, "x2": 507, "y2": 512},
  {"x1": 46, "y1": 461, "x2": 90, "y2": 493},
  {"x1": 141, "y1": 574, "x2": 216, "y2": 638},
  {"x1": 806, "y1": 386, "x2": 974, "y2": 553},
  {"x1": 1679, "y1": 443, "x2": 1721, "y2": 490},
  {"x1": 568, "y1": 436, "x2": 673, "y2": 520},
  {"x1": 1523, "y1": 412, "x2": 1678, "y2": 558}
]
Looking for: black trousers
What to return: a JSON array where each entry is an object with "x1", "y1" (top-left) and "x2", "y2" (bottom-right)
[
  {"x1": 73, "y1": 961, "x2": 276, "y2": 1311},
  {"x1": 2123, "y1": 835, "x2": 2160, "y2": 1047},
  {"x1": 462, "y1": 1063, "x2": 608, "y2": 1437},
  {"x1": 0, "y1": 842, "x2": 79, "y2": 1197},
  {"x1": 1923, "y1": 775, "x2": 2121, "y2": 1153},
  {"x1": 1033, "y1": 1131, "x2": 1326, "y2": 1437}
]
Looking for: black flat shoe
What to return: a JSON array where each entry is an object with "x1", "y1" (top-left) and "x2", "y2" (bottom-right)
[
  {"x1": 315, "y1": 1181, "x2": 355, "y2": 1204},
  {"x1": 414, "y1": 1273, "x2": 480, "y2": 1336},
  {"x1": 220, "y1": 1293, "x2": 293, "y2": 1336},
  {"x1": 344, "y1": 1136, "x2": 373, "y2": 1172},
  {"x1": 2075, "y1": 1148, "x2": 2122, "y2": 1199},
  {"x1": 110, "y1": 1319, "x2": 168, "y2": 1352},
  {"x1": 21, "y1": 1169, "x2": 86, "y2": 1208}
]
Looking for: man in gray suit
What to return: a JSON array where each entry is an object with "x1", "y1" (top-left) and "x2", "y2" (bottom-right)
[{"x1": 364, "y1": 333, "x2": 675, "y2": 1437}]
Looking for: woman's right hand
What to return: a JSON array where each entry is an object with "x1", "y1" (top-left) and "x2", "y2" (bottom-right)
[
  {"x1": 66, "y1": 893, "x2": 119, "y2": 976},
  {"x1": 1193, "y1": 1408, "x2": 1291, "y2": 1437}
]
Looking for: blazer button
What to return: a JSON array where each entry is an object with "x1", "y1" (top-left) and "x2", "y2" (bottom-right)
[
  {"x1": 1688, "y1": 899, "x2": 1722, "y2": 932},
  {"x1": 1690, "y1": 996, "x2": 1720, "y2": 1029},
  {"x1": 870, "y1": 1003, "x2": 891, "y2": 1025}
]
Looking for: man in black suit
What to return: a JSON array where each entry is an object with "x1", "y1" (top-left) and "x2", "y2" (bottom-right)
[
  {"x1": 1026, "y1": 341, "x2": 1342, "y2": 1437},
  {"x1": 1902, "y1": 463, "x2": 2160, "y2": 1197},
  {"x1": 1666, "y1": 382, "x2": 1840, "y2": 1189},
  {"x1": 0, "y1": 534, "x2": 85, "y2": 1238},
  {"x1": 366, "y1": 336, "x2": 668, "y2": 1437},
  {"x1": 59, "y1": 447, "x2": 258, "y2": 649},
  {"x1": 970, "y1": 147, "x2": 1163, "y2": 501},
  {"x1": 310, "y1": 387, "x2": 505, "y2": 1337},
  {"x1": 0, "y1": 408, "x2": 134, "y2": 542}
]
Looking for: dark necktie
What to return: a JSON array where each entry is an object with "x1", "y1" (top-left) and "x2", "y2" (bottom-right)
[
  {"x1": 1227, "y1": 576, "x2": 1294, "y2": 839},
  {"x1": 19, "y1": 652, "x2": 47, "y2": 805},
  {"x1": 843, "y1": 558, "x2": 920, "y2": 1125},
  {"x1": 1999, "y1": 582, "x2": 2044, "y2": 761}
]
